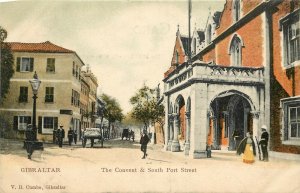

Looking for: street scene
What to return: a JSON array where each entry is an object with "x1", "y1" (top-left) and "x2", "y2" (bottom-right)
[
  {"x1": 1, "y1": 138, "x2": 300, "y2": 193},
  {"x1": 0, "y1": 0, "x2": 300, "y2": 192}
]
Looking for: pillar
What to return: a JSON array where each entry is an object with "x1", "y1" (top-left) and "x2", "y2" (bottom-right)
[
  {"x1": 171, "y1": 113, "x2": 180, "y2": 152},
  {"x1": 167, "y1": 114, "x2": 173, "y2": 151},
  {"x1": 189, "y1": 83, "x2": 208, "y2": 158},
  {"x1": 184, "y1": 111, "x2": 191, "y2": 155}
]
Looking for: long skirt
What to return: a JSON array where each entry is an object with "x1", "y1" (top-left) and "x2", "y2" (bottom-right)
[{"x1": 242, "y1": 144, "x2": 255, "y2": 164}]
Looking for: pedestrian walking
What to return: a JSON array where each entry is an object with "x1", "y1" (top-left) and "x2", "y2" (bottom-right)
[
  {"x1": 236, "y1": 132, "x2": 256, "y2": 164},
  {"x1": 57, "y1": 125, "x2": 65, "y2": 148},
  {"x1": 25, "y1": 124, "x2": 35, "y2": 159},
  {"x1": 140, "y1": 130, "x2": 150, "y2": 159},
  {"x1": 68, "y1": 128, "x2": 74, "y2": 146},
  {"x1": 73, "y1": 129, "x2": 78, "y2": 144},
  {"x1": 259, "y1": 125, "x2": 269, "y2": 162}
]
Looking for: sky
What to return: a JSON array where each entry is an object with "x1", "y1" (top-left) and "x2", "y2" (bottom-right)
[{"x1": 0, "y1": 0, "x2": 225, "y2": 113}]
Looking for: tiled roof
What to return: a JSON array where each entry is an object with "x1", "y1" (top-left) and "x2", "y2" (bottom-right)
[{"x1": 6, "y1": 41, "x2": 74, "y2": 53}]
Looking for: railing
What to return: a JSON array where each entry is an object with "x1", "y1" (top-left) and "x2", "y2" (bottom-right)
[{"x1": 166, "y1": 63, "x2": 264, "y2": 91}]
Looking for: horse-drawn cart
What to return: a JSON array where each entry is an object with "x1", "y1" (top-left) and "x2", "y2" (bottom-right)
[{"x1": 82, "y1": 128, "x2": 102, "y2": 148}]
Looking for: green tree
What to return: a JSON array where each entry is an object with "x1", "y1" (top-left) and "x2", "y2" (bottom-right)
[
  {"x1": 100, "y1": 94, "x2": 124, "y2": 138},
  {"x1": 129, "y1": 84, "x2": 165, "y2": 140},
  {"x1": 0, "y1": 27, "x2": 14, "y2": 101}
]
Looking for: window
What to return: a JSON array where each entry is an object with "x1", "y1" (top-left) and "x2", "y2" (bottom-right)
[
  {"x1": 289, "y1": 107, "x2": 300, "y2": 138},
  {"x1": 229, "y1": 34, "x2": 243, "y2": 66},
  {"x1": 280, "y1": 9, "x2": 300, "y2": 67},
  {"x1": 46, "y1": 58, "x2": 55, "y2": 73},
  {"x1": 72, "y1": 62, "x2": 75, "y2": 76},
  {"x1": 16, "y1": 57, "x2": 34, "y2": 72},
  {"x1": 19, "y1": 87, "x2": 28, "y2": 103},
  {"x1": 71, "y1": 89, "x2": 80, "y2": 107},
  {"x1": 233, "y1": 0, "x2": 240, "y2": 23},
  {"x1": 76, "y1": 65, "x2": 79, "y2": 78},
  {"x1": 14, "y1": 116, "x2": 31, "y2": 130},
  {"x1": 42, "y1": 117, "x2": 58, "y2": 134},
  {"x1": 45, "y1": 87, "x2": 54, "y2": 103},
  {"x1": 281, "y1": 96, "x2": 300, "y2": 145}
]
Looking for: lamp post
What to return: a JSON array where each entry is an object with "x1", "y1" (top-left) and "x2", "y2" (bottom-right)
[
  {"x1": 29, "y1": 71, "x2": 41, "y2": 141},
  {"x1": 0, "y1": 26, "x2": 7, "y2": 103}
]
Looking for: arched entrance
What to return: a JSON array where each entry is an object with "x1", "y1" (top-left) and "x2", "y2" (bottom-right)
[{"x1": 208, "y1": 91, "x2": 254, "y2": 150}]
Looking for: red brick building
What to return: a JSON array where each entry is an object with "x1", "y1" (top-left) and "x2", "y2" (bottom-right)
[{"x1": 163, "y1": 0, "x2": 299, "y2": 159}]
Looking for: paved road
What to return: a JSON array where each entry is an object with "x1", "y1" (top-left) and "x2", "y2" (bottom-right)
[{"x1": 1, "y1": 138, "x2": 299, "y2": 193}]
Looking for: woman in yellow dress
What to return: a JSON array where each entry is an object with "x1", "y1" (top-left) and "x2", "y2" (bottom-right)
[{"x1": 236, "y1": 132, "x2": 256, "y2": 164}]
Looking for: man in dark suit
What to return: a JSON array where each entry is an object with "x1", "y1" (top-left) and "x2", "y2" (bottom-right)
[
  {"x1": 259, "y1": 125, "x2": 269, "y2": 161},
  {"x1": 25, "y1": 124, "x2": 35, "y2": 159},
  {"x1": 67, "y1": 128, "x2": 74, "y2": 146},
  {"x1": 57, "y1": 125, "x2": 65, "y2": 148},
  {"x1": 140, "y1": 130, "x2": 150, "y2": 159}
]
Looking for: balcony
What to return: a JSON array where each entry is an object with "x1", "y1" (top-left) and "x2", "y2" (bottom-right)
[{"x1": 165, "y1": 61, "x2": 264, "y2": 93}]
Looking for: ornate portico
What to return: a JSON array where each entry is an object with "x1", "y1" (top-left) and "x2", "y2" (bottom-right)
[{"x1": 163, "y1": 61, "x2": 266, "y2": 158}]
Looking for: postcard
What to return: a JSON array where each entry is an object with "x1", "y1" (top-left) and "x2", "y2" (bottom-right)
[{"x1": 0, "y1": 0, "x2": 300, "y2": 193}]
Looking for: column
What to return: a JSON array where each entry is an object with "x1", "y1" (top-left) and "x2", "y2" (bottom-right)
[
  {"x1": 184, "y1": 111, "x2": 191, "y2": 155},
  {"x1": 166, "y1": 114, "x2": 173, "y2": 151},
  {"x1": 171, "y1": 113, "x2": 180, "y2": 152},
  {"x1": 163, "y1": 95, "x2": 169, "y2": 150},
  {"x1": 189, "y1": 83, "x2": 208, "y2": 158}
]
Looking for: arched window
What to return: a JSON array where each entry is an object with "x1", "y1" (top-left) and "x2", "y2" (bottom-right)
[
  {"x1": 229, "y1": 35, "x2": 243, "y2": 66},
  {"x1": 233, "y1": 0, "x2": 240, "y2": 23}
]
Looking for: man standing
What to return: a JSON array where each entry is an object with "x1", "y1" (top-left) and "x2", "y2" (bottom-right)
[
  {"x1": 259, "y1": 125, "x2": 269, "y2": 161},
  {"x1": 232, "y1": 129, "x2": 240, "y2": 150},
  {"x1": 25, "y1": 124, "x2": 35, "y2": 159},
  {"x1": 73, "y1": 129, "x2": 78, "y2": 144},
  {"x1": 57, "y1": 125, "x2": 65, "y2": 148},
  {"x1": 67, "y1": 128, "x2": 74, "y2": 146},
  {"x1": 140, "y1": 130, "x2": 150, "y2": 159}
]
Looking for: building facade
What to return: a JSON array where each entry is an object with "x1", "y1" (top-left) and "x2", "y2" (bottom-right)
[
  {"x1": 163, "y1": 0, "x2": 300, "y2": 159},
  {"x1": 0, "y1": 41, "x2": 85, "y2": 142}
]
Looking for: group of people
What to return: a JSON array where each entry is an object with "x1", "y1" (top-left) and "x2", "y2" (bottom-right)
[
  {"x1": 53, "y1": 125, "x2": 78, "y2": 148},
  {"x1": 236, "y1": 125, "x2": 269, "y2": 164}
]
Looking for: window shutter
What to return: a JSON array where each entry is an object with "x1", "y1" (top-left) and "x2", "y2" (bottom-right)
[
  {"x1": 16, "y1": 57, "x2": 20, "y2": 72},
  {"x1": 13, "y1": 116, "x2": 18, "y2": 130},
  {"x1": 30, "y1": 58, "x2": 34, "y2": 72},
  {"x1": 54, "y1": 117, "x2": 58, "y2": 129},
  {"x1": 38, "y1": 116, "x2": 42, "y2": 134}
]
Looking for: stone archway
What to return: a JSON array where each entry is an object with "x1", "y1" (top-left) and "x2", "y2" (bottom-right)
[
  {"x1": 209, "y1": 90, "x2": 255, "y2": 150},
  {"x1": 171, "y1": 95, "x2": 185, "y2": 152}
]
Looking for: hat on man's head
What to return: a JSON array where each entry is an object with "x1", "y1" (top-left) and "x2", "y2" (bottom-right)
[
  {"x1": 60, "y1": 124, "x2": 63, "y2": 127},
  {"x1": 261, "y1": 125, "x2": 267, "y2": 129}
]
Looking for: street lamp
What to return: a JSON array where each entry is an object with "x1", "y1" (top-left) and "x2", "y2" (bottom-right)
[
  {"x1": 25, "y1": 71, "x2": 42, "y2": 159},
  {"x1": 29, "y1": 71, "x2": 41, "y2": 141},
  {"x1": 0, "y1": 26, "x2": 7, "y2": 103}
]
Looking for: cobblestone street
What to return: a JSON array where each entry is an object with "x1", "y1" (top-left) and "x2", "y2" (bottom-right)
[{"x1": 1, "y1": 138, "x2": 300, "y2": 193}]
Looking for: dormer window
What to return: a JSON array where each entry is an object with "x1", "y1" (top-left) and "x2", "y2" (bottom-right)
[
  {"x1": 176, "y1": 50, "x2": 179, "y2": 64},
  {"x1": 193, "y1": 39, "x2": 196, "y2": 55},
  {"x1": 233, "y1": 0, "x2": 240, "y2": 23}
]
